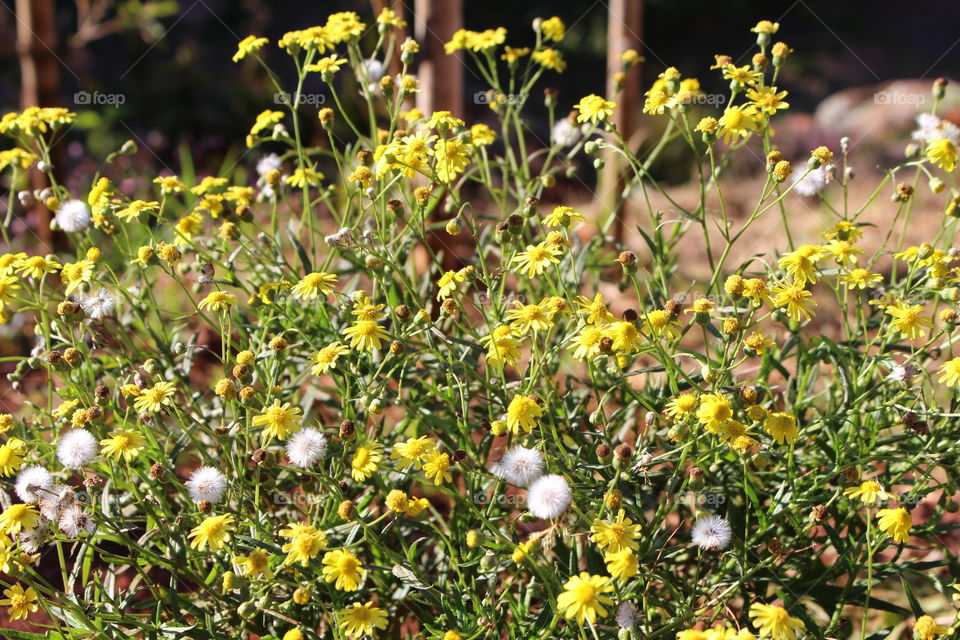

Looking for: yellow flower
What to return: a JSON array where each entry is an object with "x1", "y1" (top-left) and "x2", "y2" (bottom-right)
[
  {"x1": 343, "y1": 319, "x2": 389, "y2": 352},
  {"x1": 250, "y1": 110, "x2": 284, "y2": 136},
  {"x1": 426, "y1": 110, "x2": 465, "y2": 130},
  {"x1": 763, "y1": 411, "x2": 798, "y2": 444},
  {"x1": 543, "y1": 205, "x2": 584, "y2": 228},
  {"x1": 253, "y1": 400, "x2": 302, "y2": 441},
  {"x1": 60, "y1": 259, "x2": 94, "y2": 295},
  {"x1": 310, "y1": 343, "x2": 350, "y2": 375},
  {"x1": 743, "y1": 331, "x2": 776, "y2": 355},
  {"x1": 339, "y1": 601, "x2": 388, "y2": 638},
  {"x1": 665, "y1": 393, "x2": 698, "y2": 419},
  {"x1": 0, "y1": 504, "x2": 40, "y2": 535},
  {"x1": 198, "y1": 291, "x2": 236, "y2": 312},
  {"x1": 480, "y1": 325, "x2": 523, "y2": 367},
  {"x1": 839, "y1": 268, "x2": 882, "y2": 290},
  {"x1": 0, "y1": 583, "x2": 38, "y2": 621},
  {"x1": 133, "y1": 380, "x2": 177, "y2": 413},
  {"x1": 0, "y1": 441, "x2": 24, "y2": 476},
  {"x1": 352, "y1": 445, "x2": 383, "y2": 481},
  {"x1": 569, "y1": 325, "x2": 606, "y2": 360},
  {"x1": 153, "y1": 175, "x2": 185, "y2": 194},
  {"x1": 914, "y1": 616, "x2": 950, "y2": 640},
  {"x1": 575, "y1": 94, "x2": 617, "y2": 124},
  {"x1": 778, "y1": 244, "x2": 823, "y2": 284},
  {"x1": 540, "y1": 16, "x2": 565, "y2": 40},
  {"x1": 843, "y1": 480, "x2": 890, "y2": 505},
  {"x1": 322, "y1": 549, "x2": 366, "y2": 591},
  {"x1": 433, "y1": 138, "x2": 472, "y2": 182},
  {"x1": 885, "y1": 302, "x2": 933, "y2": 340},
  {"x1": 556, "y1": 572, "x2": 615, "y2": 624},
  {"x1": 576, "y1": 293, "x2": 614, "y2": 324},
  {"x1": 100, "y1": 430, "x2": 146, "y2": 461},
  {"x1": 15, "y1": 255, "x2": 61, "y2": 279},
  {"x1": 305, "y1": 55, "x2": 348, "y2": 76},
  {"x1": 470, "y1": 123, "x2": 496, "y2": 146},
  {"x1": 605, "y1": 320, "x2": 642, "y2": 352},
  {"x1": 0, "y1": 275, "x2": 20, "y2": 310},
  {"x1": 391, "y1": 436, "x2": 435, "y2": 469},
  {"x1": 605, "y1": 548, "x2": 638, "y2": 581},
  {"x1": 422, "y1": 449, "x2": 452, "y2": 484},
  {"x1": 280, "y1": 523, "x2": 328, "y2": 566},
  {"x1": 771, "y1": 281, "x2": 816, "y2": 321},
  {"x1": 512, "y1": 539, "x2": 537, "y2": 563},
  {"x1": 927, "y1": 138, "x2": 958, "y2": 172},
  {"x1": 513, "y1": 242, "x2": 562, "y2": 279},
  {"x1": 937, "y1": 357, "x2": 960, "y2": 386},
  {"x1": 506, "y1": 394, "x2": 543, "y2": 434},
  {"x1": 233, "y1": 549, "x2": 272, "y2": 578},
  {"x1": 506, "y1": 300, "x2": 555, "y2": 335},
  {"x1": 189, "y1": 514, "x2": 235, "y2": 551},
  {"x1": 437, "y1": 269, "x2": 466, "y2": 300},
  {"x1": 377, "y1": 7, "x2": 406, "y2": 28},
  {"x1": 532, "y1": 48, "x2": 566, "y2": 72},
  {"x1": 717, "y1": 105, "x2": 757, "y2": 144},
  {"x1": 747, "y1": 86, "x2": 790, "y2": 115},
  {"x1": 749, "y1": 603, "x2": 804, "y2": 640},
  {"x1": 233, "y1": 35, "x2": 268, "y2": 62},
  {"x1": 591, "y1": 509, "x2": 641, "y2": 552},
  {"x1": 697, "y1": 393, "x2": 732, "y2": 433},
  {"x1": 643, "y1": 90, "x2": 670, "y2": 115},
  {"x1": 116, "y1": 199, "x2": 160, "y2": 222},
  {"x1": 876, "y1": 507, "x2": 912, "y2": 544},
  {"x1": 292, "y1": 272, "x2": 338, "y2": 300},
  {"x1": 285, "y1": 168, "x2": 325, "y2": 187}
]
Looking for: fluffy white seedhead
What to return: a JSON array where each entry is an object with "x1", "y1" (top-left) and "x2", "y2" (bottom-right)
[
  {"x1": 38, "y1": 484, "x2": 76, "y2": 520},
  {"x1": 526, "y1": 474, "x2": 572, "y2": 519},
  {"x1": 256, "y1": 153, "x2": 282, "y2": 176},
  {"x1": 286, "y1": 427, "x2": 327, "y2": 468},
  {"x1": 58, "y1": 504, "x2": 95, "y2": 537},
  {"x1": 492, "y1": 445, "x2": 544, "y2": 487},
  {"x1": 691, "y1": 514, "x2": 733, "y2": 551},
  {"x1": 792, "y1": 165, "x2": 829, "y2": 197},
  {"x1": 552, "y1": 118, "x2": 582, "y2": 147},
  {"x1": 19, "y1": 522, "x2": 48, "y2": 553},
  {"x1": 616, "y1": 602, "x2": 639, "y2": 629},
  {"x1": 57, "y1": 428, "x2": 98, "y2": 468},
  {"x1": 15, "y1": 465, "x2": 54, "y2": 503},
  {"x1": 56, "y1": 199, "x2": 91, "y2": 233},
  {"x1": 186, "y1": 466, "x2": 228, "y2": 504},
  {"x1": 82, "y1": 289, "x2": 116, "y2": 320}
]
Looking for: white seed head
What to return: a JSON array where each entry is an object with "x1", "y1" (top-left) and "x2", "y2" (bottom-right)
[
  {"x1": 285, "y1": 427, "x2": 327, "y2": 468},
  {"x1": 186, "y1": 466, "x2": 228, "y2": 504},
  {"x1": 491, "y1": 445, "x2": 544, "y2": 487},
  {"x1": 55, "y1": 199, "x2": 91, "y2": 233},
  {"x1": 57, "y1": 428, "x2": 98, "y2": 468},
  {"x1": 691, "y1": 514, "x2": 733, "y2": 551},
  {"x1": 15, "y1": 465, "x2": 54, "y2": 503},
  {"x1": 526, "y1": 474, "x2": 572, "y2": 519}
]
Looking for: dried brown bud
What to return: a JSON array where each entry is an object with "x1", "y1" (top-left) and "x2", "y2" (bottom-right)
[
  {"x1": 197, "y1": 500, "x2": 213, "y2": 514},
  {"x1": 339, "y1": 419, "x2": 355, "y2": 439}
]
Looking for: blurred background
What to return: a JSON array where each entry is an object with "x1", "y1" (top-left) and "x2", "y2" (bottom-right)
[{"x1": 2, "y1": 0, "x2": 959, "y2": 184}]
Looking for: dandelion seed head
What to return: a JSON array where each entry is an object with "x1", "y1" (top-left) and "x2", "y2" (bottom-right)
[
  {"x1": 186, "y1": 466, "x2": 228, "y2": 504},
  {"x1": 56, "y1": 199, "x2": 91, "y2": 233},
  {"x1": 286, "y1": 427, "x2": 327, "y2": 468},
  {"x1": 526, "y1": 474, "x2": 571, "y2": 519},
  {"x1": 492, "y1": 445, "x2": 544, "y2": 487},
  {"x1": 15, "y1": 465, "x2": 53, "y2": 503},
  {"x1": 691, "y1": 514, "x2": 732, "y2": 551},
  {"x1": 57, "y1": 428, "x2": 98, "y2": 468}
]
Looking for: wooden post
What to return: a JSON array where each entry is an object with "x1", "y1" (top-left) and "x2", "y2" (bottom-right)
[
  {"x1": 414, "y1": 0, "x2": 463, "y2": 116},
  {"x1": 15, "y1": 0, "x2": 59, "y2": 248},
  {"x1": 601, "y1": 0, "x2": 643, "y2": 242}
]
